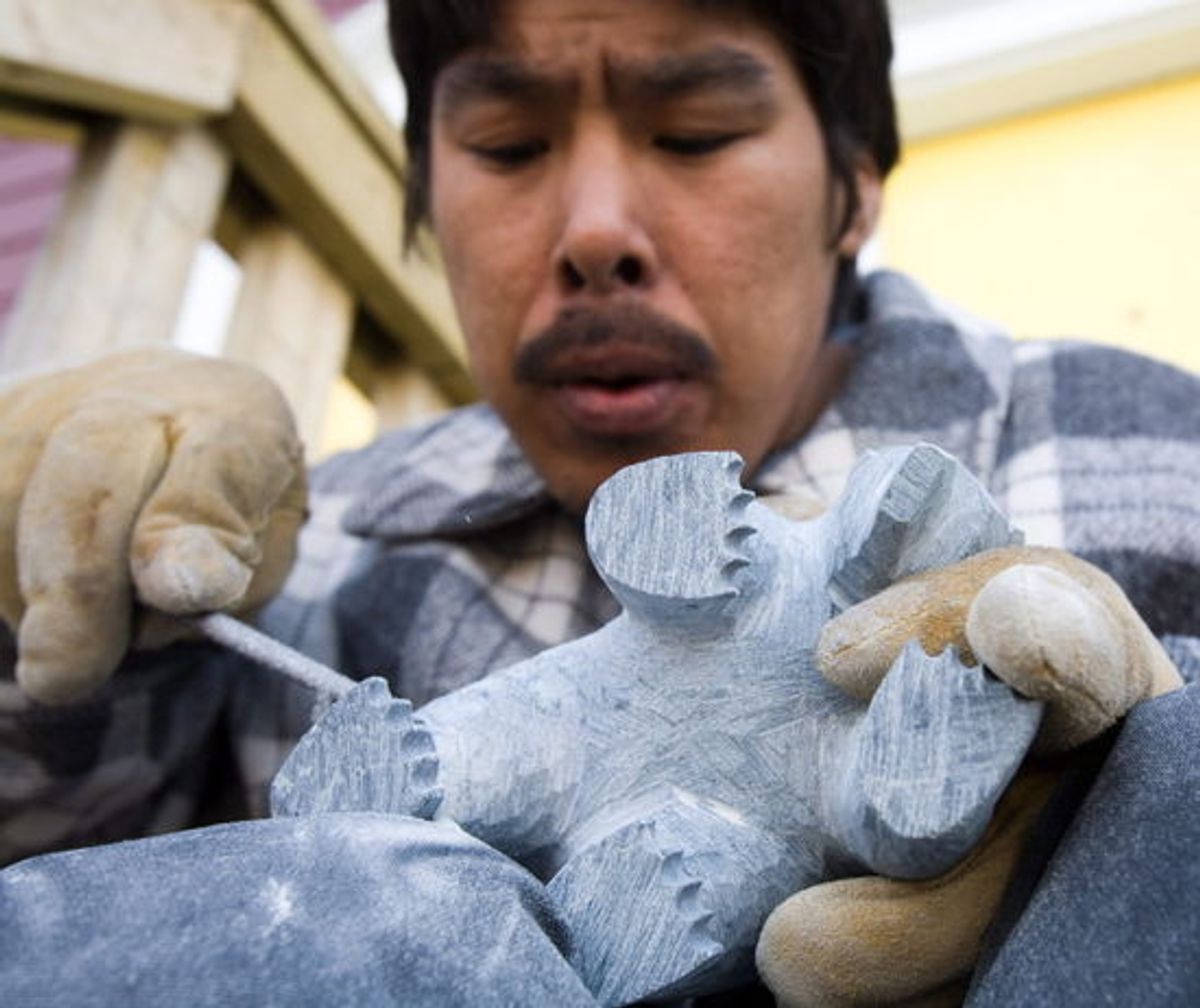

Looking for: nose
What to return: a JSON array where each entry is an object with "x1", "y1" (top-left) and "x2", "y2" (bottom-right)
[{"x1": 554, "y1": 132, "x2": 657, "y2": 296}]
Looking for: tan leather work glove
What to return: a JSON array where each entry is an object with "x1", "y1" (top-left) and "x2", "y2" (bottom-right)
[
  {"x1": 757, "y1": 546, "x2": 1184, "y2": 1007},
  {"x1": 0, "y1": 348, "x2": 307, "y2": 705},
  {"x1": 816, "y1": 545, "x2": 1183, "y2": 751}
]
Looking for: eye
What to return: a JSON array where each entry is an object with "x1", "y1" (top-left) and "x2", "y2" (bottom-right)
[
  {"x1": 468, "y1": 139, "x2": 548, "y2": 168},
  {"x1": 654, "y1": 133, "x2": 742, "y2": 157}
]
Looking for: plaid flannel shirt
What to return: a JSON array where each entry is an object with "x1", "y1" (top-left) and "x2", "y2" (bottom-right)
[{"x1": 2, "y1": 270, "x2": 1198, "y2": 865}]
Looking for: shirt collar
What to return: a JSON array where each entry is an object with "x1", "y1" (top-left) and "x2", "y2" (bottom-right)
[
  {"x1": 341, "y1": 403, "x2": 552, "y2": 540},
  {"x1": 343, "y1": 271, "x2": 1013, "y2": 540}
]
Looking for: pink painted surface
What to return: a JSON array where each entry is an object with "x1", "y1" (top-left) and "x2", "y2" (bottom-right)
[
  {"x1": 0, "y1": 0, "x2": 373, "y2": 346},
  {"x1": 317, "y1": 0, "x2": 370, "y2": 22},
  {"x1": 0, "y1": 141, "x2": 75, "y2": 340}
]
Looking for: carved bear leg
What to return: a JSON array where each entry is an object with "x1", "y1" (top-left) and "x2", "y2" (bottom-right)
[
  {"x1": 547, "y1": 786, "x2": 819, "y2": 1007},
  {"x1": 827, "y1": 643, "x2": 1043, "y2": 879}
]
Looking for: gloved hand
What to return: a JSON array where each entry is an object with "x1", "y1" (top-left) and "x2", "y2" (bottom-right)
[
  {"x1": 757, "y1": 545, "x2": 1184, "y2": 1007},
  {"x1": 815, "y1": 545, "x2": 1183, "y2": 751},
  {"x1": 0, "y1": 348, "x2": 307, "y2": 705}
]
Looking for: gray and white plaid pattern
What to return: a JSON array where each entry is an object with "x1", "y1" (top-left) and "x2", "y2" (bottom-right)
[{"x1": 3, "y1": 271, "x2": 1198, "y2": 862}]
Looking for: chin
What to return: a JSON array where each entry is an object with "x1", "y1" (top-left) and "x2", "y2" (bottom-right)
[
  {"x1": 535, "y1": 448, "x2": 654, "y2": 516},
  {"x1": 535, "y1": 435, "x2": 720, "y2": 516}
]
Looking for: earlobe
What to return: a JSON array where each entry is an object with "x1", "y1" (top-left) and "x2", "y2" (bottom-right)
[{"x1": 837, "y1": 161, "x2": 883, "y2": 258}]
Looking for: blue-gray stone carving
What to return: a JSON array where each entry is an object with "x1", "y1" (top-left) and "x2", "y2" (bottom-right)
[{"x1": 272, "y1": 444, "x2": 1044, "y2": 1006}]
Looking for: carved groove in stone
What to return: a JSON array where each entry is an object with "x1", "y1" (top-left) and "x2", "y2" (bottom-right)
[{"x1": 271, "y1": 678, "x2": 442, "y2": 820}]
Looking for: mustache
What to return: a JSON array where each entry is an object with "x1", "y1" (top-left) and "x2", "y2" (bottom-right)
[{"x1": 513, "y1": 303, "x2": 718, "y2": 385}]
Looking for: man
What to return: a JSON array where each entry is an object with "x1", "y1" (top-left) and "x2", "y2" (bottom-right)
[{"x1": 0, "y1": 1, "x2": 1197, "y2": 1004}]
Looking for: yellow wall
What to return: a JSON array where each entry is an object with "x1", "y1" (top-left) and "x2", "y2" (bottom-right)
[{"x1": 880, "y1": 73, "x2": 1200, "y2": 375}]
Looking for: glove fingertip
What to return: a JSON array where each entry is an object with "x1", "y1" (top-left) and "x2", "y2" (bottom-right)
[
  {"x1": 967, "y1": 563, "x2": 1128, "y2": 750},
  {"x1": 817, "y1": 612, "x2": 900, "y2": 700},
  {"x1": 133, "y1": 526, "x2": 254, "y2": 615},
  {"x1": 16, "y1": 660, "x2": 101, "y2": 705},
  {"x1": 16, "y1": 606, "x2": 121, "y2": 705}
]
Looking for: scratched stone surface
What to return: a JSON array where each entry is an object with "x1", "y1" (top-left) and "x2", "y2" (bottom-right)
[{"x1": 272, "y1": 444, "x2": 1045, "y2": 1006}]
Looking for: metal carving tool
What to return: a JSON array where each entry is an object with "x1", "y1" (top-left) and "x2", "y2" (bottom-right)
[{"x1": 189, "y1": 611, "x2": 356, "y2": 699}]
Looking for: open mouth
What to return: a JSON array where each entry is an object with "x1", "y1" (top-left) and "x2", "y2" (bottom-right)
[
  {"x1": 513, "y1": 305, "x2": 717, "y2": 440},
  {"x1": 547, "y1": 362, "x2": 699, "y2": 438}
]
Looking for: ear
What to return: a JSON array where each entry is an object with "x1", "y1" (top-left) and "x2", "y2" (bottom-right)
[{"x1": 836, "y1": 158, "x2": 883, "y2": 258}]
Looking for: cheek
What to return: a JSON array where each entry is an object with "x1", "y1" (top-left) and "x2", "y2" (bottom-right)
[
  {"x1": 671, "y1": 155, "x2": 838, "y2": 451},
  {"x1": 432, "y1": 163, "x2": 547, "y2": 393},
  {"x1": 681, "y1": 169, "x2": 834, "y2": 355},
  {"x1": 679, "y1": 140, "x2": 830, "y2": 284}
]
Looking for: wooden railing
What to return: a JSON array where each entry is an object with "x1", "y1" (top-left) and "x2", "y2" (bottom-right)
[{"x1": 0, "y1": 0, "x2": 473, "y2": 448}]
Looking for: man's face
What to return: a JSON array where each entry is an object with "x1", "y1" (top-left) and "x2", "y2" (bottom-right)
[{"x1": 430, "y1": 0, "x2": 878, "y2": 512}]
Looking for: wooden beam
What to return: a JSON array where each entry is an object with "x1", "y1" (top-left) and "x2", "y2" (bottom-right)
[
  {"x1": 263, "y1": 0, "x2": 405, "y2": 174},
  {"x1": 1, "y1": 121, "x2": 231, "y2": 371},
  {"x1": 223, "y1": 219, "x2": 356, "y2": 452},
  {"x1": 0, "y1": 0, "x2": 248, "y2": 124},
  {"x1": 0, "y1": 94, "x2": 85, "y2": 146},
  {"x1": 345, "y1": 316, "x2": 451, "y2": 433},
  {"x1": 369, "y1": 359, "x2": 454, "y2": 433},
  {"x1": 211, "y1": 173, "x2": 271, "y2": 260},
  {"x1": 223, "y1": 8, "x2": 475, "y2": 405}
]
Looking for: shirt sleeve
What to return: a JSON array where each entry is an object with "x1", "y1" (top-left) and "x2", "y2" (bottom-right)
[
  {"x1": 0, "y1": 631, "x2": 230, "y2": 866},
  {"x1": 0, "y1": 475, "x2": 378, "y2": 862}
]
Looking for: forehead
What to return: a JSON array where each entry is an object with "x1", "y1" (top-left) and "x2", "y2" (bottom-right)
[{"x1": 436, "y1": 0, "x2": 798, "y2": 110}]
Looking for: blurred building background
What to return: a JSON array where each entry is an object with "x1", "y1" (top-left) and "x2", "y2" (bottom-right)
[
  {"x1": 880, "y1": 0, "x2": 1200, "y2": 375},
  {"x1": 1, "y1": 0, "x2": 1197, "y2": 457}
]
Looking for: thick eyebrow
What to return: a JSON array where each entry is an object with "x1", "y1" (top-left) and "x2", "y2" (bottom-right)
[
  {"x1": 614, "y1": 46, "x2": 774, "y2": 104},
  {"x1": 436, "y1": 56, "x2": 572, "y2": 119},
  {"x1": 436, "y1": 45, "x2": 775, "y2": 120}
]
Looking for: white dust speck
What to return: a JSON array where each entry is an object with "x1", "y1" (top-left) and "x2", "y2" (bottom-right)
[{"x1": 261, "y1": 878, "x2": 295, "y2": 932}]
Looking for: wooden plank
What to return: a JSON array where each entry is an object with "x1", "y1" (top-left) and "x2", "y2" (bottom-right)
[
  {"x1": 370, "y1": 360, "x2": 454, "y2": 432},
  {"x1": 210, "y1": 174, "x2": 270, "y2": 260},
  {"x1": 0, "y1": 95, "x2": 84, "y2": 146},
  {"x1": 223, "y1": 8, "x2": 475, "y2": 405},
  {"x1": 0, "y1": 0, "x2": 248, "y2": 124},
  {"x1": 223, "y1": 218, "x2": 355, "y2": 451},
  {"x1": 263, "y1": 0, "x2": 405, "y2": 174},
  {"x1": 1, "y1": 121, "x2": 231, "y2": 371},
  {"x1": 345, "y1": 316, "x2": 451, "y2": 432}
]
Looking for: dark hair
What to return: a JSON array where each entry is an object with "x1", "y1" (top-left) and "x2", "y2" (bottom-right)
[{"x1": 387, "y1": 0, "x2": 900, "y2": 246}]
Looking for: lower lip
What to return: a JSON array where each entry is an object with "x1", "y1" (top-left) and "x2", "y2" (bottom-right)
[{"x1": 549, "y1": 378, "x2": 695, "y2": 438}]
